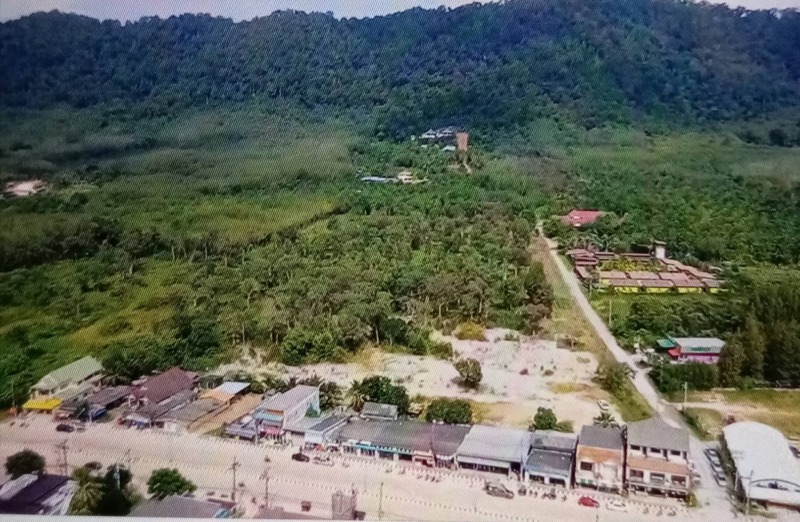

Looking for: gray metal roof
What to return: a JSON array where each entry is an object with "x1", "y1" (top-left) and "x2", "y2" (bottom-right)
[
  {"x1": 337, "y1": 420, "x2": 469, "y2": 456},
  {"x1": 87, "y1": 386, "x2": 132, "y2": 407},
  {"x1": 361, "y1": 401, "x2": 398, "y2": 418},
  {"x1": 129, "y1": 496, "x2": 227, "y2": 518},
  {"x1": 458, "y1": 425, "x2": 532, "y2": 464},
  {"x1": 308, "y1": 415, "x2": 348, "y2": 433},
  {"x1": 627, "y1": 418, "x2": 690, "y2": 452},
  {"x1": 524, "y1": 449, "x2": 574, "y2": 476},
  {"x1": 530, "y1": 431, "x2": 577, "y2": 452},
  {"x1": 260, "y1": 385, "x2": 318, "y2": 412},
  {"x1": 579, "y1": 425, "x2": 624, "y2": 451},
  {"x1": 161, "y1": 398, "x2": 222, "y2": 423}
]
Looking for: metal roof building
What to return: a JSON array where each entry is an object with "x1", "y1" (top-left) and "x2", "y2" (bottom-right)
[
  {"x1": 627, "y1": 418, "x2": 690, "y2": 453},
  {"x1": 723, "y1": 422, "x2": 800, "y2": 507},
  {"x1": 130, "y1": 496, "x2": 231, "y2": 518},
  {"x1": 456, "y1": 425, "x2": 532, "y2": 471},
  {"x1": 524, "y1": 431, "x2": 577, "y2": 486},
  {"x1": 31, "y1": 356, "x2": 103, "y2": 395}
]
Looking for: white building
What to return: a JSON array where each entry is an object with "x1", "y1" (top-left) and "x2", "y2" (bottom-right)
[{"x1": 723, "y1": 422, "x2": 800, "y2": 508}]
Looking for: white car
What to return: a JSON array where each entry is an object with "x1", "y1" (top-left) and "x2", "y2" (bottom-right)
[
  {"x1": 606, "y1": 499, "x2": 629, "y2": 512},
  {"x1": 312, "y1": 456, "x2": 335, "y2": 467}
]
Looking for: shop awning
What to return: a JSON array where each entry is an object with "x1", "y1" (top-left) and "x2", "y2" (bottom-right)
[{"x1": 23, "y1": 398, "x2": 62, "y2": 411}]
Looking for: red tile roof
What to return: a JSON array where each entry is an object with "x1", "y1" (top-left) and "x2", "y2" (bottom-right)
[
  {"x1": 627, "y1": 271, "x2": 660, "y2": 280},
  {"x1": 561, "y1": 210, "x2": 605, "y2": 227}
]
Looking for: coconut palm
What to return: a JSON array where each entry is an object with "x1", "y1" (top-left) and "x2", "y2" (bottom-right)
[
  {"x1": 593, "y1": 411, "x2": 619, "y2": 429},
  {"x1": 346, "y1": 380, "x2": 367, "y2": 411},
  {"x1": 69, "y1": 468, "x2": 103, "y2": 515}
]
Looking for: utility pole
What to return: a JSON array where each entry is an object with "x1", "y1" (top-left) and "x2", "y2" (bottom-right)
[
  {"x1": 55, "y1": 440, "x2": 69, "y2": 476},
  {"x1": 683, "y1": 382, "x2": 688, "y2": 412},
  {"x1": 229, "y1": 457, "x2": 241, "y2": 502},
  {"x1": 746, "y1": 469, "x2": 754, "y2": 517},
  {"x1": 378, "y1": 482, "x2": 384, "y2": 521},
  {"x1": 260, "y1": 459, "x2": 270, "y2": 509}
]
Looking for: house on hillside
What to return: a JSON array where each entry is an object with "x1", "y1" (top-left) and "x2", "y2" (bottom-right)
[
  {"x1": 657, "y1": 337, "x2": 725, "y2": 364},
  {"x1": 625, "y1": 418, "x2": 691, "y2": 496},
  {"x1": 0, "y1": 474, "x2": 76, "y2": 516},
  {"x1": 560, "y1": 210, "x2": 605, "y2": 228},
  {"x1": 575, "y1": 425, "x2": 625, "y2": 492},
  {"x1": 24, "y1": 356, "x2": 104, "y2": 413}
]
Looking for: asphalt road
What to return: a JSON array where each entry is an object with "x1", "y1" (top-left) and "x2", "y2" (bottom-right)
[{"x1": 1, "y1": 417, "x2": 696, "y2": 522}]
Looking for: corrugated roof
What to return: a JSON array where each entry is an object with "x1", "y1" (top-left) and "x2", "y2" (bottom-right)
[
  {"x1": 87, "y1": 386, "x2": 132, "y2": 407},
  {"x1": 53, "y1": 381, "x2": 93, "y2": 402},
  {"x1": 598, "y1": 270, "x2": 627, "y2": 279},
  {"x1": 216, "y1": 382, "x2": 250, "y2": 395},
  {"x1": 0, "y1": 474, "x2": 71, "y2": 515},
  {"x1": 723, "y1": 422, "x2": 800, "y2": 505},
  {"x1": 260, "y1": 385, "x2": 318, "y2": 412},
  {"x1": 579, "y1": 425, "x2": 624, "y2": 451},
  {"x1": 673, "y1": 337, "x2": 725, "y2": 350},
  {"x1": 134, "y1": 368, "x2": 195, "y2": 405},
  {"x1": 627, "y1": 271, "x2": 660, "y2": 280},
  {"x1": 161, "y1": 398, "x2": 222, "y2": 423},
  {"x1": 308, "y1": 415, "x2": 348, "y2": 433},
  {"x1": 627, "y1": 418, "x2": 689, "y2": 452},
  {"x1": 32, "y1": 356, "x2": 102, "y2": 391},
  {"x1": 524, "y1": 449, "x2": 573, "y2": 475},
  {"x1": 361, "y1": 402, "x2": 398, "y2": 418},
  {"x1": 530, "y1": 431, "x2": 577, "y2": 452},
  {"x1": 130, "y1": 496, "x2": 227, "y2": 518},
  {"x1": 337, "y1": 420, "x2": 469, "y2": 456},
  {"x1": 458, "y1": 425, "x2": 531, "y2": 464}
]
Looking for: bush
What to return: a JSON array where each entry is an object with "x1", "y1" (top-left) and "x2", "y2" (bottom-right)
[
  {"x1": 531, "y1": 407, "x2": 558, "y2": 430},
  {"x1": 455, "y1": 322, "x2": 486, "y2": 341},
  {"x1": 5, "y1": 449, "x2": 46, "y2": 478},
  {"x1": 429, "y1": 341, "x2": 454, "y2": 360},
  {"x1": 425, "y1": 398, "x2": 473, "y2": 424},
  {"x1": 454, "y1": 358, "x2": 482, "y2": 389},
  {"x1": 554, "y1": 420, "x2": 574, "y2": 433}
]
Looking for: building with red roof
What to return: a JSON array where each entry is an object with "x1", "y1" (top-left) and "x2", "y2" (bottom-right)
[{"x1": 560, "y1": 210, "x2": 605, "y2": 228}]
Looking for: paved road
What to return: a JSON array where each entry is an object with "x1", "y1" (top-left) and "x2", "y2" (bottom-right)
[
  {"x1": 1, "y1": 417, "x2": 695, "y2": 522},
  {"x1": 541, "y1": 237, "x2": 740, "y2": 518}
]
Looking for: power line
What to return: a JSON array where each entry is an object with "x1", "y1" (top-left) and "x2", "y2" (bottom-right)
[{"x1": 228, "y1": 457, "x2": 241, "y2": 502}]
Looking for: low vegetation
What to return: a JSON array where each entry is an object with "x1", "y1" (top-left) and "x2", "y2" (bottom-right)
[{"x1": 425, "y1": 398, "x2": 473, "y2": 425}]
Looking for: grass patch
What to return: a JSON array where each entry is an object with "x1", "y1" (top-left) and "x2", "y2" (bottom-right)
[
  {"x1": 531, "y1": 239, "x2": 607, "y2": 361},
  {"x1": 549, "y1": 382, "x2": 590, "y2": 394},
  {"x1": 682, "y1": 407, "x2": 724, "y2": 441},
  {"x1": 454, "y1": 322, "x2": 486, "y2": 341},
  {"x1": 609, "y1": 387, "x2": 653, "y2": 422}
]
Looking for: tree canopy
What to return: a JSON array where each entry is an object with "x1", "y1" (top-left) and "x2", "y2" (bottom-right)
[
  {"x1": 2, "y1": 2, "x2": 800, "y2": 131},
  {"x1": 146, "y1": 469, "x2": 196, "y2": 500},
  {"x1": 4, "y1": 449, "x2": 45, "y2": 479}
]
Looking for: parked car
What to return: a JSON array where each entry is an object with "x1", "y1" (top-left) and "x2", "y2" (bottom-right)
[
  {"x1": 312, "y1": 456, "x2": 334, "y2": 466},
  {"x1": 578, "y1": 496, "x2": 600, "y2": 508},
  {"x1": 291, "y1": 452, "x2": 310, "y2": 462},
  {"x1": 55, "y1": 423, "x2": 75, "y2": 433},
  {"x1": 606, "y1": 499, "x2": 628, "y2": 512},
  {"x1": 484, "y1": 482, "x2": 514, "y2": 499}
]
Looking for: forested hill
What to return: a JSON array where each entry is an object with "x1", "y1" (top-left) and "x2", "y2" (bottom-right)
[{"x1": 1, "y1": 0, "x2": 800, "y2": 132}]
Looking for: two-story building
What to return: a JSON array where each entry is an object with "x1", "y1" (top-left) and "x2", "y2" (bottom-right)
[
  {"x1": 252, "y1": 385, "x2": 320, "y2": 440},
  {"x1": 625, "y1": 418, "x2": 691, "y2": 497},
  {"x1": 23, "y1": 356, "x2": 104, "y2": 413},
  {"x1": 575, "y1": 425, "x2": 625, "y2": 493}
]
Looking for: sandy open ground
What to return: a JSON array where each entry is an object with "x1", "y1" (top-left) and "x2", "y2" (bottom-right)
[
  {"x1": 4, "y1": 179, "x2": 47, "y2": 196},
  {"x1": 219, "y1": 329, "x2": 613, "y2": 429}
]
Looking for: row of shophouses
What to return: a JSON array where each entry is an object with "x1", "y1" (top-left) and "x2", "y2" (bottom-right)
[{"x1": 221, "y1": 384, "x2": 692, "y2": 497}]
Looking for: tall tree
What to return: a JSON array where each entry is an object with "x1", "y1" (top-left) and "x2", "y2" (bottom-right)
[
  {"x1": 5, "y1": 449, "x2": 45, "y2": 479},
  {"x1": 146, "y1": 469, "x2": 196, "y2": 500}
]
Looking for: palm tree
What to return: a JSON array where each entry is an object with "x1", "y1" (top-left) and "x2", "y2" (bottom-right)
[
  {"x1": 346, "y1": 380, "x2": 367, "y2": 412},
  {"x1": 69, "y1": 468, "x2": 103, "y2": 515},
  {"x1": 593, "y1": 411, "x2": 619, "y2": 429}
]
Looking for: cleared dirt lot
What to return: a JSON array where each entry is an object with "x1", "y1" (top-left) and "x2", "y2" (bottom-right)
[{"x1": 220, "y1": 328, "x2": 614, "y2": 429}]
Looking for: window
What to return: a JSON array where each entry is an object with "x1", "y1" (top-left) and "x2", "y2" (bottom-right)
[
  {"x1": 670, "y1": 450, "x2": 681, "y2": 457},
  {"x1": 630, "y1": 445, "x2": 641, "y2": 452},
  {"x1": 630, "y1": 469, "x2": 644, "y2": 479},
  {"x1": 580, "y1": 461, "x2": 594, "y2": 472},
  {"x1": 672, "y1": 475, "x2": 687, "y2": 486},
  {"x1": 650, "y1": 447, "x2": 663, "y2": 455}
]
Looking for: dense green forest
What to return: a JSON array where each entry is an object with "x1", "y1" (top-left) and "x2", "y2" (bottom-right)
[
  {"x1": 2, "y1": 1, "x2": 800, "y2": 408},
  {"x1": 1, "y1": 1, "x2": 800, "y2": 133}
]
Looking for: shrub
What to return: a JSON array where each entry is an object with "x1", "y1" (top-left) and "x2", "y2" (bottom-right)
[
  {"x1": 454, "y1": 358, "x2": 482, "y2": 389},
  {"x1": 531, "y1": 407, "x2": 558, "y2": 430},
  {"x1": 455, "y1": 322, "x2": 486, "y2": 341},
  {"x1": 425, "y1": 398, "x2": 473, "y2": 424}
]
